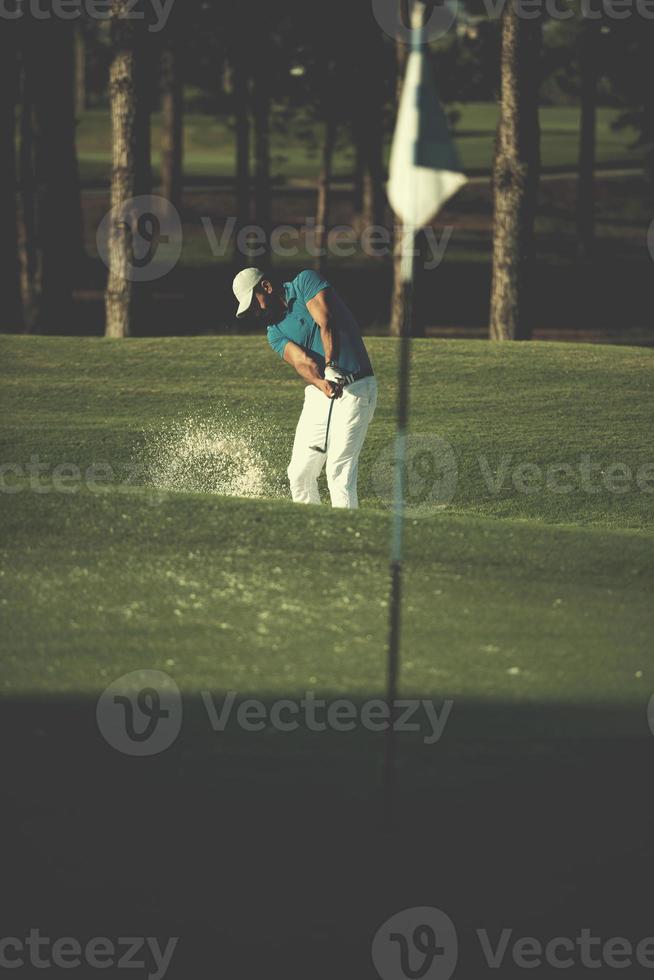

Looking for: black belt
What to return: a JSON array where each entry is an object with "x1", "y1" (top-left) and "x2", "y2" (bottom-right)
[{"x1": 341, "y1": 370, "x2": 374, "y2": 386}]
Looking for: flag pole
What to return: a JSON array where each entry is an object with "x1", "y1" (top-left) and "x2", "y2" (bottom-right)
[
  {"x1": 383, "y1": 9, "x2": 425, "y2": 828},
  {"x1": 383, "y1": 225, "x2": 416, "y2": 827},
  {"x1": 382, "y1": 0, "x2": 467, "y2": 827}
]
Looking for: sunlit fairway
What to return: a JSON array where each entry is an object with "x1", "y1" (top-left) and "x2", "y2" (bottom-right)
[
  {"x1": 1, "y1": 336, "x2": 652, "y2": 729},
  {"x1": 74, "y1": 103, "x2": 644, "y2": 183}
]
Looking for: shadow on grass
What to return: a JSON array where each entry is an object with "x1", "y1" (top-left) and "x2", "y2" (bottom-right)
[{"x1": 2, "y1": 693, "x2": 653, "y2": 978}]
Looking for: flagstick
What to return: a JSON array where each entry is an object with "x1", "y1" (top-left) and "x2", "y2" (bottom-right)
[
  {"x1": 383, "y1": 7, "x2": 427, "y2": 830},
  {"x1": 383, "y1": 1, "x2": 431, "y2": 829},
  {"x1": 382, "y1": 2, "x2": 466, "y2": 827},
  {"x1": 383, "y1": 223, "x2": 417, "y2": 828}
]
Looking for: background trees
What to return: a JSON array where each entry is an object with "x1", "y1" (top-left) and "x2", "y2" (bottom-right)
[
  {"x1": 2, "y1": 0, "x2": 652, "y2": 341},
  {"x1": 160, "y1": 37, "x2": 183, "y2": 213},
  {"x1": 11, "y1": 18, "x2": 84, "y2": 335},
  {"x1": 0, "y1": 27, "x2": 21, "y2": 331}
]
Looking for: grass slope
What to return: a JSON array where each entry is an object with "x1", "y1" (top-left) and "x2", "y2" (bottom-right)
[
  {"x1": 2, "y1": 336, "x2": 654, "y2": 976},
  {"x1": 2, "y1": 336, "x2": 652, "y2": 526},
  {"x1": 1, "y1": 336, "x2": 652, "y2": 713}
]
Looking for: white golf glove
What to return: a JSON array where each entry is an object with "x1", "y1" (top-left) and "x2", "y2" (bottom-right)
[{"x1": 324, "y1": 364, "x2": 346, "y2": 386}]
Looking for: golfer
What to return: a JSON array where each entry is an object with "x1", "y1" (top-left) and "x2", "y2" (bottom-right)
[{"x1": 233, "y1": 268, "x2": 377, "y2": 509}]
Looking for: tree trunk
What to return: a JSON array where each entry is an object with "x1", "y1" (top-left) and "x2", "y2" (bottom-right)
[
  {"x1": 354, "y1": 116, "x2": 385, "y2": 232},
  {"x1": 75, "y1": 21, "x2": 86, "y2": 117},
  {"x1": 222, "y1": 58, "x2": 233, "y2": 96},
  {"x1": 489, "y1": 5, "x2": 542, "y2": 341},
  {"x1": 353, "y1": 139, "x2": 364, "y2": 215},
  {"x1": 390, "y1": 34, "x2": 409, "y2": 337},
  {"x1": 21, "y1": 19, "x2": 84, "y2": 333},
  {"x1": 315, "y1": 66, "x2": 336, "y2": 275},
  {"x1": 576, "y1": 20, "x2": 598, "y2": 263},
  {"x1": 0, "y1": 31, "x2": 23, "y2": 331},
  {"x1": 252, "y1": 59, "x2": 271, "y2": 268},
  {"x1": 233, "y1": 47, "x2": 251, "y2": 262},
  {"x1": 161, "y1": 39, "x2": 183, "y2": 211},
  {"x1": 105, "y1": 3, "x2": 140, "y2": 338},
  {"x1": 352, "y1": 24, "x2": 386, "y2": 235},
  {"x1": 134, "y1": 27, "x2": 152, "y2": 198},
  {"x1": 17, "y1": 47, "x2": 41, "y2": 335}
]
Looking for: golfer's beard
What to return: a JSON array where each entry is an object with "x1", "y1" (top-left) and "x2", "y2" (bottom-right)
[{"x1": 262, "y1": 298, "x2": 284, "y2": 325}]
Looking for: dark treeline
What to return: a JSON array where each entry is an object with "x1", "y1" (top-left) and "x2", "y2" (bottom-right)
[{"x1": 3, "y1": 0, "x2": 653, "y2": 340}]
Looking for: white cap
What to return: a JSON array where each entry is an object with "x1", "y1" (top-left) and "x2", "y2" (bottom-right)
[{"x1": 232, "y1": 267, "x2": 265, "y2": 318}]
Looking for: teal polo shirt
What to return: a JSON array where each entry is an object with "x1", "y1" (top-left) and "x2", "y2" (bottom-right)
[{"x1": 266, "y1": 270, "x2": 373, "y2": 376}]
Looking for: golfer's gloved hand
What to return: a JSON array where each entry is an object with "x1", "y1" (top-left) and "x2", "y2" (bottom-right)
[
  {"x1": 324, "y1": 365, "x2": 346, "y2": 387},
  {"x1": 319, "y1": 379, "x2": 342, "y2": 398}
]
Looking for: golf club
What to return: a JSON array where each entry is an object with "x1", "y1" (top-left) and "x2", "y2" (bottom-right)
[{"x1": 309, "y1": 394, "x2": 336, "y2": 454}]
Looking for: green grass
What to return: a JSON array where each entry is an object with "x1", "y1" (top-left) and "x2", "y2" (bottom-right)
[
  {"x1": 2, "y1": 335, "x2": 654, "y2": 970},
  {"x1": 74, "y1": 102, "x2": 644, "y2": 183},
  {"x1": 1, "y1": 336, "x2": 652, "y2": 717}
]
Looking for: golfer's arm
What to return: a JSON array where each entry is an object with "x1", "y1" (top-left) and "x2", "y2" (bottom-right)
[
  {"x1": 306, "y1": 289, "x2": 335, "y2": 364},
  {"x1": 283, "y1": 340, "x2": 324, "y2": 388}
]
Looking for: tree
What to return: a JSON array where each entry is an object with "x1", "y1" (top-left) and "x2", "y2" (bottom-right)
[
  {"x1": 576, "y1": 18, "x2": 599, "y2": 262},
  {"x1": 231, "y1": 30, "x2": 252, "y2": 265},
  {"x1": 605, "y1": 20, "x2": 654, "y2": 188},
  {"x1": 161, "y1": 38, "x2": 183, "y2": 211},
  {"x1": 134, "y1": 26, "x2": 153, "y2": 197},
  {"x1": 314, "y1": 59, "x2": 337, "y2": 274},
  {"x1": 251, "y1": 54, "x2": 271, "y2": 268},
  {"x1": 33, "y1": 19, "x2": 84, "y2": 333},
  {"x1": 348, "y1": 11, "x2": 388, "y2": 233},
  {"x1": 105, "y1": 0, "x2": 150, "y2": 338},
  {"x1": 320, "y1": 1, "x2": 392, "y2": 237},
  {"x1": 75, "y1": 21, "x2": 86, "y2": 118},
  {"x1": 17, "y1": 19, "x2": 84, "y2": 335},
  {"x1": 489, "y1": 4, "x2": 542, "y2": 341},
  {"x1": 0, "y1": 27, "x2": 22, "y2": 331},
  {"x1": 17, "y1": 35, "x2": 41, "y2": 334}
]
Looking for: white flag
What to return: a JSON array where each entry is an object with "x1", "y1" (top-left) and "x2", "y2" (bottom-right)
[{"x1": 387, "y1": 42, "x2": 467, "y2": 230}]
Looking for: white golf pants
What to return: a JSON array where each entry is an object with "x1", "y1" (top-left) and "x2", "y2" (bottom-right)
[{"x1": 287, "y1": 376, "x2": 378, "y2": 509}]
